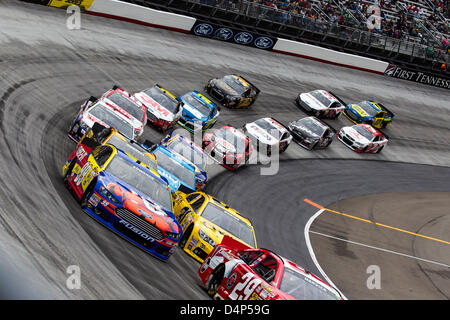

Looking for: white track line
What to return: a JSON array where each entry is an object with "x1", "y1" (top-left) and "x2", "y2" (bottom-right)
[
  {"x1": 304, "y1": 209, "x2": 348, "y2": 300},
  {"x1": 310, "y1": 230, "x2": 450, "y2": 268}
]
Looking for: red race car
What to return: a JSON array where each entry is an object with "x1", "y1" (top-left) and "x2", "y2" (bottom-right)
[
  {"x1": 202, "y1": 125, "x2": 253, "y2": 171},
  {"x1": 198, "y1": 236, "x2": 343, "y2": 300}
]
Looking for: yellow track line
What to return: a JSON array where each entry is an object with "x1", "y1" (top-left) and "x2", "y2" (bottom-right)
[{"x1": 304, "y1": 198, "x2": 450, "y2": 246}]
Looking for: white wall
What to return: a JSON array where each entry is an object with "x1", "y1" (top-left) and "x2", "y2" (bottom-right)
[
  {"x1": 88, "y1": 0, "x2": 197, "y2": 32},
  {"x1": 273, "y1": 38, "x2": 389, "y2": 74}
]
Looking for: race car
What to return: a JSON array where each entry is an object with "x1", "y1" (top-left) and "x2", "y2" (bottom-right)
[
  {"x1": 62, "y1": 141, "x2": 181, "y2": 261},
  {"x1": 132, "y1": 85, "x2": 183, "y2": 131},
  {"x1": 205, "y1": 74, "x2": 260, "y2": 108},
  {"x1": 243, "y1": 117, "x2": 292, "y2": 155},
  {"x1": 150, "y1": 144, "x2": 203, "y2": 193},
  {"x1": 68, "y1": 99, "x2": 138, "y2": 143},
  {"x1": 199, "y1": 236, "x2": 342, "y2": 300},
  {"x1": 202, "y1": 125, "x2": 253, "y2": 171},
  {"x1": 287, "y1": 116, "x2": 336, "y2": 150},
  {"x1": 344, "y1": 100, "x2": 394, "y2": 129},
  {"x1": 100, "y1": 86, "x2": 147, "y2": 138},
  {"x1": 295, "y1": 89, "x2": 346, "y2": 119},
  {"x1": 160, "y1": 131, "x2": 209, "y2": 188},
  {"x1": 177, "y1": 91, "x2": 220, "y2": 133},
  {"x1": 79, "y1": 123, "x2": 158, "y2": 173},
  {"x1": 336, "y1": 123, "x2": 388, "y2": 153},
  {"x1": 172, "y1": 192, "x2": 257, "y2": 263}
]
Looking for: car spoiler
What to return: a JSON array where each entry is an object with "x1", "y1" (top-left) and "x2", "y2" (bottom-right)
[
  {"x1": 233, "y1": 74, "x2": 261, "y2": 94},
  {"x1": 328, "y1": 91, "x2": 347, "y2": 107},
  {"x1": 220, "y1": 235, "x2": 252, "y2": 252},
  {"x1": 375, "y1": 102, "x2": 395, "y2": 118},
  {"x1": 377, "y1": 128, "x2": 390, "y2": 140}
]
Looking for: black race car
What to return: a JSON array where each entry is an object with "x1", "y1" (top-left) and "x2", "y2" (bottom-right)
[
  {"x1": 205, "y1": 74, "x2": 260, "y2": 108},
  {"x1": 288, "y1": 116, "x2": 336, "y2": 150}
]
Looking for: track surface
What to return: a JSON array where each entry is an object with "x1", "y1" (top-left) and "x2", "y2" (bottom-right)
[{"x1": 0, "y1": 1, "x2": 449, "y2": 299}]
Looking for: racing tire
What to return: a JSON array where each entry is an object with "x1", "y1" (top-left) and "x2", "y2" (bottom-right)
[
  {"x1": 63, "y1": 159, "x2": 76, "y2": 185},
  {"x1": 80, "y1": 180, "x2": 96, "y2": 206},
  {"x1": 207, "y1": 264, "x2": 225, "y2": 298},
  {"x1": 179, "y1": 224, "x2": 194, "y2": 250},
  {"x1": 376, "y1": 145, "x2": 384, "y2": 153}
]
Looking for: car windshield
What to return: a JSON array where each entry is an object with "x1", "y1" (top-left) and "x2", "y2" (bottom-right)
[
  {"x1": 106, "y1": 155, "x2": 172, "y2": 211},
  {"x1": 181, "y1": 94, "x2": 211, "y2": 116},
  {"x1": 166, "y1": 139, "x2": 208, "y2": 172},
  {"x1": 143, "y1": 87, "x2": 179, "y2": 113},
  {"x1": 107, "y1": 92, "x2": 145, "y2": 121},
  {"x1": 280, "y1": 267, "x2": 340, "y2": 300},
  {"x1": 357, "y1": 101, "x2": 379, "y2": 117},
  {"x1": 310, "y1": 91, "x2": 332, "y2": 108},
  {"x1": 222, "y1": 75, "x2": 246, "y2": 95},
  {"x1": 201, "y1": 203, "x2": 255, "y2": 247},
  {"x1": 89, "y1": 104, "x2": 134, "y2": 139},
  {"x1": 254, "y1": 119, "x2": 283, "y2": 139},
  {"x1": 215, "y1": 128, "x2": 247, "y2": 153},
  {"x1": 354, "y1": 125, "x2": 374, "y2": 140},
  {"x1": 107, "y1": 135, "x2": 157, "y2": 172},
  {"x1": 296, "y1": 118, "x2": 325, "y2": 136},
  {"x1": 153, "y1": 149, "x2": 196, "y2": 190}
]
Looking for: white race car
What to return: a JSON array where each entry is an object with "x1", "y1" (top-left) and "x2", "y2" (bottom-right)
[
  {"x1": 100, "y1": 86, "x2": 147, "y2": 138},
  {"x1": 68, "y1": 99, "x2": 137, "y2": 143},
  {"x1": 336, "y1": 123, "x2": 388, "y2": 153},
  {"x1": 132, "y1": 84, "x2": 182, "y2": 131},
  {"x1": 295, "y1": 89, "x2": 346, "y2": 119},
  {"x1": 244, "y1": 117, "x2": 292, "y2": 155}
]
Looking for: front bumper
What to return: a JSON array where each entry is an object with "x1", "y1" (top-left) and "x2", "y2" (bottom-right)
[{"x1": 82, "y1": 191, "x2": 177, "y2": 261}]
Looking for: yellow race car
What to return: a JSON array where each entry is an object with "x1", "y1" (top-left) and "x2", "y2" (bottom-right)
[
  {"x1": 78, "y1": 123, "x2": 158, "y2": 174},
  {"x1": 172, "y1": 191, "x2": 257, "y2": 263}
]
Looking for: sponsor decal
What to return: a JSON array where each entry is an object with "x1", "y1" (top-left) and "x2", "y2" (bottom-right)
[
  {"x1": 193, "y1": 23, "x2": 214, "y2": 36},
  {"x1": 119, "y1": 219, "x2": 154, "y2": 241},
  {"x1": 214, "y1": 28, "x2": 233, "y2": 41},
  {"x1": 234, "y1": 32, "x2": 253, "y2": 45},
  {"x1": 254, "y1": 36, "x2": 274, "y2": 49},
  {"x1": 226, "y1": 272, "x2": 237, "y2": 289},
  {"x1": 190, "y1": 21, "x2": 277, "y2": 50},
  {"x1": 384, "y1": 65, "x2": 450, "y2": 89}
]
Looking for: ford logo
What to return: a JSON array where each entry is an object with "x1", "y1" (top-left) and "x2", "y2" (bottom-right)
[
  {"x1": 254, "y1": 36, "x2": 274, "y2": 49},
  {"x1": 193, "y1": 23, "x2": 214, "y2": 36},
  {"x1": 234, "y1": 32, "x2": 253, "y2": 45},
  {"x1": 214, "y1": 27, "x2": 233, "y2": 41}
]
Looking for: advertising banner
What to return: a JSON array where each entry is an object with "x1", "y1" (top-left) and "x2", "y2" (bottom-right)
[
  {"x1": 384, "y1": 64, "x2": 450, "y2": 89},
  {"x1": 191, "y1": 20, "x2": 277, "y2": 50}
]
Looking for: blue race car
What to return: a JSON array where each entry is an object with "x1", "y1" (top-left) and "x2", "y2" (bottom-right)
[
  {"x1": 62, "y1": 141, "x2": 182, "y2": 261},
  {"x1": 177, "y1": 91, "x2": 220, "y2": 133},
  {"x1": 160, "y1": 132, "x2": 209, "y2": 190},
  {"x1": 150, "y1": 144, "x2": 202, "y2": 193},
  {"x1": 344, "y1": 100, "x2": 394, "y2": 129}
]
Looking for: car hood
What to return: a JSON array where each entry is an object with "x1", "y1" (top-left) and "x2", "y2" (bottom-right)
[
  {"x1": 181, "y1": 103, "x2": 209, "y2": 122},
  {"x1": 134, "y1": 92, "x2": 176, "y2": 122},
  {"x1": 99, "y1": 175, "x2": 180, "y2": 234},
  {"x1": 212, "y1": 136, "x2": 237, "y2": 154},
  {"x1": 290, "y1": 123, "x2": 321, "y2": 139},
  {"x1": 213, "y1": 79, "x2": 240, "y2": 96},
  {"x1": 300, "y1": 93, "x2": 329, "y2": 111},
  {"x1": 348, "y1": 104, "x2": 372, "y2": 119},
  {"x1": 341, "y1": 127, "x2": 370, "y2": 144},
  {"x1": 245, "y1": 122, "x2": 278, "y2": 145}
]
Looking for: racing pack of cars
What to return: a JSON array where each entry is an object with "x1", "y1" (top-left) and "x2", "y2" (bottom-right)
[{"x1": 64, "y1": 76, "x2": 394, "y2": 300}]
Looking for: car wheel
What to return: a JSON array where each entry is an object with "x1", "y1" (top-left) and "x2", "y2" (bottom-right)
[
  {"x1": 207, "y1": 264, "x2": 225, "y2": 298},
  {"x1": 376, "y1": 145, "x2": 384, "y2": 153},
  {"x1": 80, "y1": 180, "x2": 96, "y2": 206},
  {"x1": 63, "y1": 159, "x2": 76, "y2": 185},
  {"x1": 179, "y1": 224, "x2": 194, "y2": 249}
]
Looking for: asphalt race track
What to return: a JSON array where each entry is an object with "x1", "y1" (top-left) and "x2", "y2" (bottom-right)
[{"x1": 0, "y1": 0, "x2": 449, "y2": 299}]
